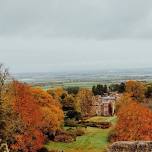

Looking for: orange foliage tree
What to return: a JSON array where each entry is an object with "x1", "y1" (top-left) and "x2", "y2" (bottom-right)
[
  {"x1": 125, "y1": 80, "x2": 145, "y2": 102},
  {"x1": 31, "y1": 87, "x2": 64, "y2": 132},
  {"x1": 10, "y1": 81, "x2": 45, "y2": 152},
  {"x1": 115, "y1": 98, "x2": 152, "y2": 141},
  {"x1": 54, "y1": 87, "x2": 64, "y2": 98}
]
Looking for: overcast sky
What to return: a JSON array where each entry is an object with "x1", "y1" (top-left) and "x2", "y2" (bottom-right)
[{"x1": 0, "y1": 0, "x2": 152, "y2": 73}]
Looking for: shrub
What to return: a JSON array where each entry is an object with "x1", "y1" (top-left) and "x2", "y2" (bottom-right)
[
  {"x1": 66, "y1": 127, "x2": 85, "y2": 137},
  {"x1": 107, "y1": 129, "x2": 117, "y2": 142},
  {"x1": 66, "y1": 129, "x2": 77, "y2": 139},
  {"x1": 54, "y1": 127, "x2": 85, "y2": 143},
  {"x1": 55, "y1": 129, "x2": 76, "y2": 142},
  {"x1": 64, "y1": 119, "x2": 78, "y2": 127},
  {"x1": 75, "y1": 128, "x2": 85, "y2": 136},
  {"x1": 66, "y1": 110, "x2": 82, "y2": 120},
  {"x1": 80, "y1": 121, "x2": 111, "y2": 129},
  {"x1": 54, "y1": 134, "x2": 74, "y2": 143},
  {"x1": 65, "y1": 87, "x2": 79, "y2": 95}
]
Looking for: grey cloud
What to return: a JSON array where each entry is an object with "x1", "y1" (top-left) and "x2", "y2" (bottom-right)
[
  {"x1": 0, "y1": 0, "x2": 152, "y2": 72},
  {"x1": 0, "y1": 0, "x2": 152, "y2": 39}
]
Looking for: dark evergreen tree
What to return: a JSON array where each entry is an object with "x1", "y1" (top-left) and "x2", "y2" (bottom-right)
[
  {"x1": 145, "y1": 84, "x2": 152, "y2": 98},
  {"x1": 118, "y1": 82, "x2": 126, "y2": 93}
]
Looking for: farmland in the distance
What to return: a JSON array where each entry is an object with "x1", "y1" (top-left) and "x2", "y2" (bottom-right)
[{"x1": 13, "y1": 68, "x2": 152, "y2": 89}]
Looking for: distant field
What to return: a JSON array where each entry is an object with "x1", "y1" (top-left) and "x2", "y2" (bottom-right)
[
  {"x1": 46, "y1": 116, "x2": 117, "y2": 152},
  {"x1": 16, "y1": 68, "x2": 152, "y2": 90},
  {"x1": 42, "y1": 81, "x2": 101, "y2": 90}
]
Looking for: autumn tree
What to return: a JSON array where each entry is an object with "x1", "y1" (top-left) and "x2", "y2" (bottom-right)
[
  {"x1": 61, "y1": 94, "x2": 76, "y2": 111},
  {"x1": 115, "y1": 93, "x2": 133, "y2": 113},
  {"x1": 31, "y1": 87, "x2": 64, "y2": 132},
  {"x1": 114, "y1": 100, "x2": 152, "y2": 141},
  {"x1": 10, "y1": 81, "x2": 45, "y2": 152},
  {"x1": 76, "y1": 89, "x2": 94, "y2": 116},
  {"x1": 54, "y1": 87, "x2": 64, "y2": 98},
  {"x1": 125, "y1": 80, "x2": 145, "y2": 102},
  {"x1": 47, "y1": 87, "x2": 65, "y2": 101}
]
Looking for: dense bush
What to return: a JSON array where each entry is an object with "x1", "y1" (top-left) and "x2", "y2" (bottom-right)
[
  {"x1": 55, "y1": 129, "x2": 76, "y2": 142},
  {"x1": 80, "y1": 121, "x2": 111, "y2": 129},
  {"x1": 75, "y1": 128, "x2": 85, "y2": 136},
  {"x1": 66, "y1": 127, "x2": 85, "y2": 137},
  {"x1": 145, "y1": 84, "x2": 152, "y2": 98},
  {"x1": 66, "y1": 110, "x2": 81, "y2": 120},
  {"x1": 107, "y1": 129, "x2": 117, "y2": 142},
  {"x1": 54, "y1": 127, "x2": 85, "y2": 143},
  {"x1": 64, "y1": 119, "x2": 78, "y2": 127},
  {"x1": 65, "y1": 87, "x2": 79, "y2": 95},
  {"x1": 54, "y1": 134, "x2": 74, "y2": 143}
]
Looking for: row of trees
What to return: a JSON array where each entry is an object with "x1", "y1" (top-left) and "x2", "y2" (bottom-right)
[
  {"x1": 109, "y1": 82, "x2": 126, "y2": 93},
  {"x1": 92, "y1": 83, "x2": 126, "y2": 96},
  {"x1": 0, "y1": 64, "x2": 64, "y2": 152},
  {"x1": 92, "y1": 84, "x2": 108, "y2": 96},
  {"x1": 92, "y1": 81, "x2": 152, "y2": 100}
]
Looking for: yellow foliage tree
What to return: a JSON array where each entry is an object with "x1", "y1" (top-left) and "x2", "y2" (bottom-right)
[
  {"x1": 76, "y1": 89, "x2": 93, "y2": 116},
  {"x1": 125, "y1": 80, "x2": 145, "y2": 102}
]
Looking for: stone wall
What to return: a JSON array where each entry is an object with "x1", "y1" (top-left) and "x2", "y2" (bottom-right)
[{"x1": 108, "y1": 141, "x2": 152, "y2": 152}]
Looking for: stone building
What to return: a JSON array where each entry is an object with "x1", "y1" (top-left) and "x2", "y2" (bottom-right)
[{"x1": 91, "y1": 95, "x2": 116, "y2": 116}]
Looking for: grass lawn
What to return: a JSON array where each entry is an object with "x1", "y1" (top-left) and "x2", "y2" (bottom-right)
[
  {"x1": 86, "y1": 116, "x2": 117, "y2": 125},
  {"x1": 45, "y1": 116, "x2": 117, "y2": 152},
  {"x1": 46, "y1": 127, "x2": 109, "y2": 152}
]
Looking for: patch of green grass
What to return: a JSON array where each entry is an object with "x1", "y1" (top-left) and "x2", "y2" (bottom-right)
[
  {"x1": 46, "y1": 116, "x2": 117, "y2": 152},
  {"x1": 86, "y1": 116, "x2": 117, "y2": 125},
  {"x1": 46, "y1": 127, "x2": 109, "y2": 152}
]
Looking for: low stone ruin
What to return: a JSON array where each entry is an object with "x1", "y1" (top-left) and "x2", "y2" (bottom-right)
[{"x1": 108, "y1": 141, "x2": 152, "y2": 152}]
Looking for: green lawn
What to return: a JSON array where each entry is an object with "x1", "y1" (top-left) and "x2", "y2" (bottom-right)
[
  {"x1": 46, "y1": 116, "x2": 117, "y2": 152},
  {"x1": 86, "y1": 116, "x2": 117, "y2": 125},
  {"x1": 46, "y1": 127, "x2": 109, "y2": 152}
]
